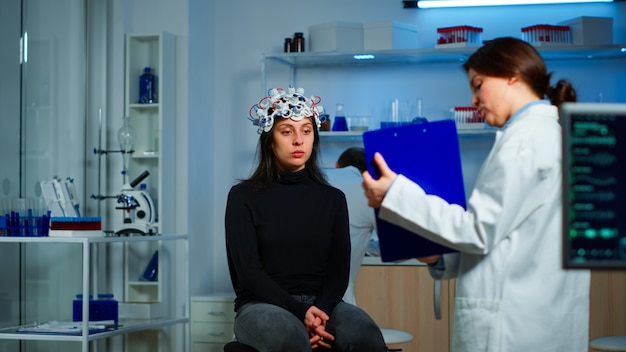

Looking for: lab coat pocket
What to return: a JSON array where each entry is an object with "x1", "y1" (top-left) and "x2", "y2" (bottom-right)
[{"x1": 452, "y1": 297, "x2": 501, "y2": 352}]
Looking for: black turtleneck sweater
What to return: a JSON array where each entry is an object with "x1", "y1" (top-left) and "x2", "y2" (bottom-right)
[{"x1": 225, "y1": 168, "x2": 351, "y2": 321}]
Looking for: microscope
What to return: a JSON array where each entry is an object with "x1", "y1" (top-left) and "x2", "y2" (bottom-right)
[{"x1": 114, "y1": 170, "x2": 157, "y2": 236}]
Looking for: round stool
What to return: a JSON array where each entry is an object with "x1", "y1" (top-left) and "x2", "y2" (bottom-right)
[
  {"x1": 590, "y1": 336, "x2": 626, "y2": 351},
  {"x1": 223, "y1": 341, "x2": 259, "y2": 352},
  {"x1": 381, "y1": 328, "x2": 413, "y2": 352}
]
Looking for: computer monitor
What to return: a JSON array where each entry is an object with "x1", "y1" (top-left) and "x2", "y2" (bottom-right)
[{"x1": 561, "y1": 102, "x2": 626, "y2": 269}]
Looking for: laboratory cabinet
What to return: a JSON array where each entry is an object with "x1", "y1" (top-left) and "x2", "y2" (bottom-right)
[
  {"x1": 0, "y1": 234, "x2": 189, "y2": 352},
  {"x1": 190, "y1": 295, "x2": 236, "y2": 352},
  {"x1": 356, "y1": 263, "x2": 626, "y2": 352},
  {"x1": 588, "y1": 271, "x2": 626, "y2": 346},
  {"x1": 355, "y1": 263, "x2": 454, "y2": 352}
]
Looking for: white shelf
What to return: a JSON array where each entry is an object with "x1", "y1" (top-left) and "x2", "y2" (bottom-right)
[
  {"x1": 0, "y1": 233, "x2": 187, "y2": 244},
  {"x1": 0, "y1": 317, "x2": 188, "y2": 342},
  {"x1": 320, "y1": 131, "x2": 363, "y2": 137},
  {"x1": 132, "y1": 151, "x2": 160, "y2": 159},
  {"x1": 263, "y1": 44, "x2": 626, "y2": 67},
  {"x1": 128, "y1": 103, "x2": 160, "y2": 110}
]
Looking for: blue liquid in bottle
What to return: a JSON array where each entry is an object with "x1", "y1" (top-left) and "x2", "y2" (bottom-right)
[{"x1": 139, "y1": 67, "x2": 157, "y2": 104}]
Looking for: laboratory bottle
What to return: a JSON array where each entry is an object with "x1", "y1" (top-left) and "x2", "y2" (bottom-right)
[
  {"x1": 293, "y1": 32, "x2": 305, "y2": 52},
  {"x1": 139, "y1": 67, "x2": 157, "y2": 104},
  {"x1": 284, "y1": 38, "x2": 292, "y2": 53},
  {"x1": 141, "y1": 250, "x2": 159, "y2": 281},
  {"x1": 320, "y1": 113, "x2": 331, "y2": 131},
  {"x1": 332, "y1": 103, "x2": 349, "y2": 132}
]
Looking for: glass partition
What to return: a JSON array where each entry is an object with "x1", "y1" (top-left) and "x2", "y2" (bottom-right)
[{"x1": 0, "y1": 1, "x2": 87, "y2": 351}]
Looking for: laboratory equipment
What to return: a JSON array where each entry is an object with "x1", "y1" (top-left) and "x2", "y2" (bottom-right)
[
  {"x1": 561, "y1": 102, "x2": 626, "y2": 269},
  {"x1": 436, "y1": 25, "x2": 483, "y2": 48},
  {"x1": 332, "y1": 103, "x2": 349, "y2": 131},
  {"x1": 40, "y1": 177, "x2": 81, "y2": 217},
  {"x1": 114, "y1": 170, "x2": 157, "y2": 236}
]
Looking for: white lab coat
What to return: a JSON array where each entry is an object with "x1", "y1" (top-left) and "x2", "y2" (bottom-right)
[
  {"x1": 379, "y1": 103, "x2": 590, "y2": 352},
  {"x1": 326, "y1": 166, "x2": 377, "y2": 306}
]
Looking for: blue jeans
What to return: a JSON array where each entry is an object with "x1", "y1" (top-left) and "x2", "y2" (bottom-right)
[{"x1": 234, "y1": 295, "x2": 387, "y2": 352}]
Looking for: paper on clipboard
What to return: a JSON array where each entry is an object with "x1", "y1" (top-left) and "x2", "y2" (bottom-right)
[{"x1": 362, "y1": 120, "x2": 466, "y2": 262}]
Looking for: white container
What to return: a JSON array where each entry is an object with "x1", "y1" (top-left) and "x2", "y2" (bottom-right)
[
  {"x1": 363, "y1": 22, "x2": 418, "y2": 51},
  {"x1": 558, "y1": 16, "x2": 613, "y2": 46},
  {"x1": 308, "y1": 22, "x2": 363, "y2": 52}
]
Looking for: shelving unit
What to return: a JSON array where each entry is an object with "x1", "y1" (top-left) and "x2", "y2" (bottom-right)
[
  {"x1": 261, "y1": 43, "x2": 626, "y2": 121},
  {"x1": 0, "y1": 235, "x2": 189, "y2": 352},
  {"x1": 261, "y1": 44, "x2": 626, "y2": 153},
  {"x1": 123, "y1": 32, "x2": 176, "y2": 311},
  {"x1": 124, "y1": 32, "x2": 176, "y2": 235}
]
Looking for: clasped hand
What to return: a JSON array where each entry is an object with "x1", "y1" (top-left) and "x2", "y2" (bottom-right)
[
  {"x1": 362, "y1": 152, "x2": 398, "y2": 208},
  {"x1": 304, "y1": 306, "x2": 334, "y2": 349}
]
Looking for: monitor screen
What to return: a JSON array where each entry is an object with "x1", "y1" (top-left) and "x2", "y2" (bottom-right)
[{"x1": 561, "y1": 102, "x2": 626, "y2": 269}]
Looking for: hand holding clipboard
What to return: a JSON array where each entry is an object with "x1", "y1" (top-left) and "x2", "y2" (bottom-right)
[
  {"x1": 362, "y1": 120, "x2": 466, "y2": 262},
  {"x1": 361, "y1": 152, "x2": 398, "y2": 208}
]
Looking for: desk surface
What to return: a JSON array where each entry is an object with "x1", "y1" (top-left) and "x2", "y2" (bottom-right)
[
  {"x1": 362, "y1": 256, "x2": 425, "y2": 266},
  {"x1": 590, "y1": 336, "x2": 626, "y2": 351}
]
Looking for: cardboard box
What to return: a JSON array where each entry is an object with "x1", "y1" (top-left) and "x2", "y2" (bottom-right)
[
  {"x1": 364, "y1": 22, "x2": 418, "y2": 50},
  {"x1": 558, "y1": 16, "x2": 613, "y2": 46},
  {"x1": 309, "y1": 22, "x2": 363, "y2": 52}
]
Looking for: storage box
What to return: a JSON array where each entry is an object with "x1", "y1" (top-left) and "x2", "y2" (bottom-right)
[
  {"x1": 363, "y1": 22, "x2": 418, "y2": 50},
  {"x1": 73, "y1": 294, "x2": 119, "y2": 325},
  {"x1": 308, "y1": 22, "x2": 363, "y2": 52},
  {"x1": 558, "y1": 16, "x2": 613, "y2": 46}
]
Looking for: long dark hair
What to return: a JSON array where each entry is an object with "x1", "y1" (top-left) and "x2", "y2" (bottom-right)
[
  {"x1": 463, "y1": 37, "x2": 576, "y2": 106},
  {"x1": 245, "y1": 115, "x2": 328, "y2": 189},
  {"x1": 337, "y1": 147, "x2": 367, "y2": 172}
]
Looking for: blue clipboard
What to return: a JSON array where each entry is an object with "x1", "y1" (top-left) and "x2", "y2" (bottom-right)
[{"x1": 363, "y1": 120, "x2": 466, "y2": 262}]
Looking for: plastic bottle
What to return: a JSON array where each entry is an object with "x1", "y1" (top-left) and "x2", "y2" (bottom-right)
[{"x1": 139, "y1": 67, "x2": 157, "y2": 104}]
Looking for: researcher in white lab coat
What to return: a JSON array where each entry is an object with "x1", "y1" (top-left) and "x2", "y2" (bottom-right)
[{"x1": 362, "y1": 37, "x2": 590, "y2": 352}]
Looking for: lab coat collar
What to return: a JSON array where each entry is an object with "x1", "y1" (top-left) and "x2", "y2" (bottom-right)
[{"x1": 501, "y1": 100, "x2": 550, "y2": 130}]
